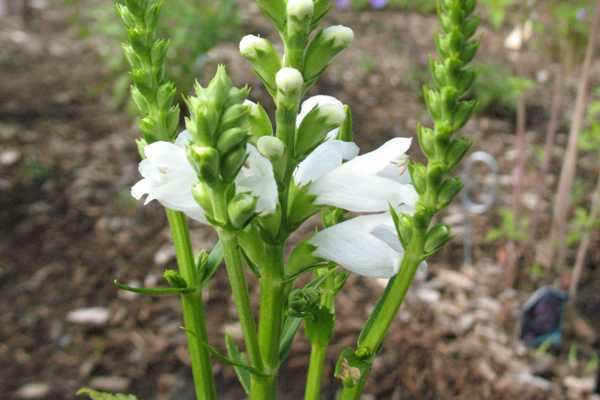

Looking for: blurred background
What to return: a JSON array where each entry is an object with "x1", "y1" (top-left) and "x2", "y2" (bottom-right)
[{"x1": 1, "y1": 0, "x2": 600, "y2": 399}]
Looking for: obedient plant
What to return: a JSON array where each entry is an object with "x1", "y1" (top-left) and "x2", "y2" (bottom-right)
[{"x1": 101, "y1": 0, "x2": 479, "y2": 399}]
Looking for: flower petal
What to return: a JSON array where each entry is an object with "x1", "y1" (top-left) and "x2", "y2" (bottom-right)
[
  {"x1": 338, "y1": 137, "x2": 412, "y2": 178},
  {"x1": 294, "y1": 139, "x2": 359, "y2": 186},
  {"x1": 236, "y1": 144, "x2": 279, "y2": 215},
  {"x1": 175, "y1": 130, "x2": 193, "y2": 147},
  {"x1": 310, "y1": 213, "x2": 401, "y2": 278}
]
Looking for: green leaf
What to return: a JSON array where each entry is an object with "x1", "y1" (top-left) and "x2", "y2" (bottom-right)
[
  {"x1": 77, "y1": 388, "x2": 138, "y2": 400},
  {"x1": 279, "y1": 316, "x2": 303, "y2": 362},
  {"x1": 225, "y1": 335, "x2": 252, "y2": 395},
  {"x1": 113, "y1": 280, "x2": 196, "y2": 296}
]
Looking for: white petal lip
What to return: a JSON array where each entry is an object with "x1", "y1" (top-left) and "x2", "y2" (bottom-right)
[
  {"x1": 293, "y1": 139, "x2": 359, "y2": 186},
  {"x1": 310, "y1": 213, "x2": 402, "y2": 278},
  {"x1": 299, "y1": 137, "x2": 418, "y2": 212},
  {"x1": 235, "y1": 144, "x2": 279, "y2": 215}
]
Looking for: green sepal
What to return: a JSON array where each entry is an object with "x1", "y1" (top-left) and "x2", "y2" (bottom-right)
[
  {"x1": 113, "y1": 280, "x2": 196, "y2": 296},
  {"x1": 437, "y1": 177, "x2": 463, "y2": 209},
  {"x1": 241, "y1": 38, "x2": 282, "y2": 93},
  {"x1": 197, "y1": 241, "x2": 224, "y2": 286},
  {"x1": 287, "y1": 181, "x2": 319, "y2": 231},
  {"x1": 427, "y1": 162, "x2": 446, "y2": 189},
  {"x1": 77, "y1": 388, "x2": 137, "y2": 400},
  {"x1": 423, "y1": 86, "x2": 441, "y2": 121},
  {"x1": 192, "y1": 182, "x2": 214, "y2": 217},
  {"x1": 408, "y1": 161, "x2": 427, "y2": 195},
  {"x1": 311, "y1": 0, "x2": 331, "y2": 29},
  {"x1": 338, "y1": 105, "x2": 354, "y2": 142},
  {"x1": 303, "y1": 27, "x2": 353, "y2": 86},
  {"x1": 286, "y1": 240, "x2": 320, "y2": 278},
  {"x1": 187, "y1": 145, "x2": 221, "y2": 185},
  {"x1": 390, "y1": 206, "x2": 413, "y2": 249},
  {"x1": 321, "y1": 207, "x2": 347, "y2": 228},
  {"x1": 221, "y1": 104, "x2": 249, "y2": 132},
  {"x1": 295, "y1": 105, "x2": 344, "y2": 158},
  {"x1": 225, "y1": 335, "x2": 251, "y2": 395},
  {"x1": 452, "y1": 100, "x2": 477, "y2": 131},
  {"x1": 135, "y1": 138, "x2": 147, "y2": 159},
  {"x1": 335, "y1": 348, "x2": 372, "y2": 388},
  {"x1": 245, "y1": 101, "x2": 274, "y2": 143},
  {"x1": 424, "y1": 224, "x2": 452, "y2": 255}
]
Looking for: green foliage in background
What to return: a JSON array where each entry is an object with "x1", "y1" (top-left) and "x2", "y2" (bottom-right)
[
  {"x1": 479, "y1": 0, "x2": 514, "y2": 29},
  {"x1": 77, "y1": 388, "x2": 138, "y2": 400},
  {"x1": 65, "y1": 0, "x2": 239, "y2": 107},
  {"x1": 486, "y1": 207, "x2": 528, "y2": 243},
  {"x1": 470, "y1": 63, "x2": 533, "y2": 114}
]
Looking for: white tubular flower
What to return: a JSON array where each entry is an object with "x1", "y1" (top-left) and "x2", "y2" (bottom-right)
[
  {"x1": 322, "y1": 25, "x2": 354, "y2": 48},
  {"x1": 235, "y1": 144, "x2": 279, "y2": 215},
  {"x1": 310, "y1": 211, "x2": 412, "y2": 278},
  {"x1": 131, "y1": 131, "x2": 207, "y2": 223},
  {"x1": 294, "y1": 137, "x2": 418, "y2": 212},
  {"x1": 239, "y1": 34, "x2": 269, "y2": 58},
  {"x1": 287, "y1": 0, "x2": 314, "y2": 20},
  {"x1": 276, "y1": 67, "x2": 304, "y2": 93}
]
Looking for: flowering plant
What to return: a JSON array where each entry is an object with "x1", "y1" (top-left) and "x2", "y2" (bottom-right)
[{"x1": 95, "y1": 0, "x2": 480, "y2": 399}]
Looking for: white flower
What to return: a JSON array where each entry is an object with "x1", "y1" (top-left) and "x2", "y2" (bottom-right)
[
  {"x1": 131, "y1": 131, "x2": 278, "y2": 222},
  {"x1": 276, "y1": 67, "x2": 304, "y2": 93},
  {"x1": 310, "y1": 210, "x2": 417, "y2": 278},
  {"x1": 294, "y1": 137, "x2": 418, "y2": 212},
  {"x1": 131, "y1": 131, "x2": 207, "y2": 223},
  {"x1": 236, "y1": 144, "x2": 279, "y2": 215}
]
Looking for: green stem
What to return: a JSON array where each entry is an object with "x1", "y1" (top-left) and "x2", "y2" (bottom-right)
[
  {"x1": 251, "y1": 244, "x2": 285, "y2": 399},
  {"x1": 218, "y1": 229, "x2": 263, "y2": 370},
  {"x1": 166, "y1": 209, "x2": 217, "y2": 400},
  {"x1": 337, "y1": 222, "x2": 427, "y2": 400},
  {"x1": 305, "y1": 343, "x2": 327, "y2": 400}
]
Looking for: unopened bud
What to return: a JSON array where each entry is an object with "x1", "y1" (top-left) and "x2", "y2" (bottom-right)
[
  {"x1": 221, "y1": 145, "x2": 248, "y2": 182},
  {"x1": 221, "y1": 103, "x2": 249, "y2": 131},
  {"x1": 322, "y1": 25, "x2": 354, "y2": 48},
  {"x1": 257, "y1": 136, "x2": 285, "y2": 161},
  {"x1": 276, "y1": 67, "x2": 304, "y2": 93},
  {"x1": 217, "y1": 128, "x2": 249, "y2": 155},
  {"x1": 240, "y1": 35, "x2": 269, "y2": 58},
  {"x1": 288, "y1": 287, "x2": 320, "y2": 317},
  {"x1": 163, "y1": 269, "x2": 188, "y2": 289},
  {"x1": 192, "y1": 183, "x2": 213, "y2": 213},
  {"x1": 188, "y1": 145, "x2": 220, "y2": 185},
  {"x1": 424, "y1": 224, "x2": 452, "y2": 254},
  {"x1": 287, "y1": 0, "x2": 314, "y2": 20},
  {"x1": 245, "y1": 100, "x2": 273, "y2": 140},
  {"x1": 437, "y1": 177, "x2": 463, "y2": 209},
  {"x1": 228, "y1": 193, "x2": 258, "y2": 229}
]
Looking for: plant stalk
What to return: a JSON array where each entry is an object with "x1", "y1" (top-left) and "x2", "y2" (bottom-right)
[
  {"x1": 166, "y1": 209, "x2": 217, "y2": 400},
  {"x1": 251, "y1": 244, "x2": 285, "y2": 399},
  {"x1": 218, "y1": 228, "x2": 263, "y2": 370},
  {"x1": 305, "y1": 343, "x2": 327, "y2": 400}
]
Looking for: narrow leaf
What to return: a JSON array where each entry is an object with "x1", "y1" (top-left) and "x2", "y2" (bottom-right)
[
  {"x1": 225, "y1": 335, "x2": 251, "y2": 394},
  {"x1": 114, "y1": 280, "x2": 196, "y2": 296},
  {"x1": 199, "y1": 240, "x2": 224, "y2": 285}
]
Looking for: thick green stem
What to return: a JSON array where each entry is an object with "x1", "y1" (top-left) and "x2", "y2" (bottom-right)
[
  {"x1": 219, "y1": 229, "x2": 263, "y2": 370},
  {"x1": 251, "y1": 244, "x2": 285, "y2": 399},
  {"x1": 305, "y1": 343, "x2": 327, "y2": 400},
  {"x1": 166, "y1": 209, "x2": 217, "y2": 400}
]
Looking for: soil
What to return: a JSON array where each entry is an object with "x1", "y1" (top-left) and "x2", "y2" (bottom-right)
[{"x1": 1, "y1": 1, "x2": 599, "y2": 400}]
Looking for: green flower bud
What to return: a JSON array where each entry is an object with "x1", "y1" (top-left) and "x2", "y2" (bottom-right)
[
  {"x1": 408, "y1": 162, "x2": 427, "y2": 195},
  {"x1": 304, "y1": 25, "x2": 354, "y2": 84},
  {"x1": 437, "y1": 177, "x2": 463, "y2": 209},
  {"x1": 245, "y1": 101, "x2": 273, "y2": 141},
  {"x1": 288, "y1": 287, "x2": 320, "y2": 317},
  {"x1": 207, "y1": 65, "x2": 233, "y2": 111},
  {"x1": 221, "y1": 104, "x2": 249, "y2": 132},
  {"x1": 228, "y1": 193, "x2": 258, "y2": 229},
  {"x1": 239, "y1": 35, "x2": 281, "y2": 93},
  {"x1": 257, "y1": 136, "x2": 285, "y2": 161},
  {"x1": 445, "y1": 137, "x2": 471, "y2": 170},
  {"x1": 131, "y1": 86, "x2": 149, "y2": 114},
  {"x1": 188, "y1": 145, "x2": 220, "y2": 185},
  {"x1": 156, "y1": 82, "x2": 176, "y2": 110},
  {"x1": 424, "y1": 224, "x2": 452, "y2": 254},
  {"x1": 296, "y1": 100, "x2": 345, "y2": 156},
  {"x1": 217, "y1": 128, "x2": 249, "y2": 155},
  {"x1": 221, "y1": 145, "x2": 248, "y2": 182},
  {"x1": 163, "y1": 269, "x2": 188, "y2": 289},
  {"x1": 417, "y1": 124, "x2": 436, "y2": 159},
  {"x1": 276, "y1": 67, "x2": 304, "y2": 94}
]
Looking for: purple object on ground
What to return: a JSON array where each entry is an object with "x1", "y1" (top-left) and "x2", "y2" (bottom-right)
[
  {"x1": 336, "y1": 0, "x2": 351, "y2": 9},
  {"x1": 370, "y1": 0, "x2": 388, "y2": 9}
]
